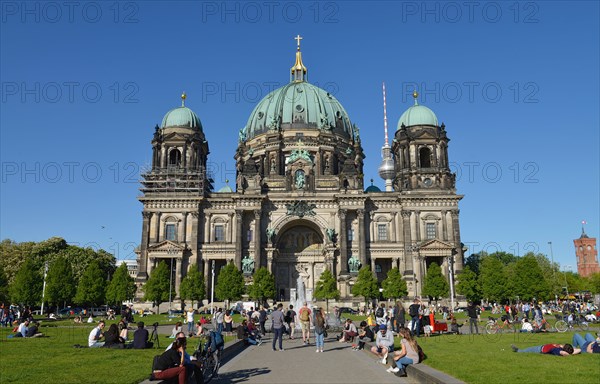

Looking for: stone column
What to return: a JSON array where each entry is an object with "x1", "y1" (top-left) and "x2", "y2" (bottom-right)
[
  {"x1": 441, "y1": 210, "x2": 448, "y2": 241},
  {"x1": 450, "y1": 209, "x2": 463, "y2": 268},
  {"x1": 357, "y1": 209, "x2": 367, "y2": 267},
  {"x1": 414, "y1": 210, "x2": 421, "y2": 242},
  {"x1": 180, "y1": 213, "x2": 188, "y2": 243},
  {"x1": 155, "y1": 212, "x2": 162, "y2": 243},
  {"x1": 174, "y1": 258, "x2": 181, "y2": 299},
  {"x1": 161, "y1": 147, "x2": 167, "y2": 169},
  {"x1": 391, "y1": 212, "x2": 397, "y2": 242},
  {"x1": 339, "y1": 209, "x2": 348, "y2": 274},
  {"x1": 401, "y1": 211, "x2": 412, "y2": 274},
  {"x1": 371, "y1": 257, "x2": 376, "y2": 275},
  {"x1": 203, "y1": 258, "x2": 210, "y2": 296},
  {"x1": 235, "y1": 210, "x2": 243, "y2": 270},
  {"x1": 138, "y1": 211, "x2": 152, "y2": 279},
  {"x1": 254, "y1": 210, "x2": 261, "y2": 269},
  {"x1": 205, "y1": 214, "x2": 211, "y2": 243},
  {"x1": 182, "y1": 144, "x2": 187, "y2": 169},
  {"x1": 190, "y1": 212, "x2": 199, "y2": 266}
]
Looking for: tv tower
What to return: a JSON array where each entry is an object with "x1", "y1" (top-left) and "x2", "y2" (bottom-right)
[{"x1": 378, "y1": 82, "x2": 395, "y2": 191}]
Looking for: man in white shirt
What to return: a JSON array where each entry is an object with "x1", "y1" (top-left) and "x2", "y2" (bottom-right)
[
  {"x1": 88, "y1": 320, "x2": 105, "y2": 347},
  {"x1": 16, "y1": 320, "x2": 29, "y2": 337},
  {"x1": 186, "y1": 308, "x2": 195, "y2": 335}
]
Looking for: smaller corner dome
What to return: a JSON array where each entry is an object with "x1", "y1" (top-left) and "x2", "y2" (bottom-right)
[
  {"x1": 365, "y1": 184, "x2": 381, "y2": 193},
  {"x1": 217, "y1": 185, "x2": 234, "y2": 193},
  {"x1": 397, "y1": 103, "x2": 438, "y2": 130},
  {"x1": 161, "y1": 106, "x2": 203, "y2": 131}
]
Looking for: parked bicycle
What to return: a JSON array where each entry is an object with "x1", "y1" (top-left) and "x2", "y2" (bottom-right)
[
  {"x1": 193, "y1": 333, "x2": 221, "y2": 384},
  {"x1": 485, "y1": 316, "x2": 516, "y2": 334}
]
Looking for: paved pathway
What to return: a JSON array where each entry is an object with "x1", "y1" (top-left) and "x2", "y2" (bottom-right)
[{"x1": 215, "y1": 336, "x2": 409, "y2": 384}]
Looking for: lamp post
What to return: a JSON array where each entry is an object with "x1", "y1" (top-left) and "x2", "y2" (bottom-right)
[
  {"x1": 449, "y1": 250, "x2": 456, "y2": 312},
  {"x1": 41, "y1": 261, "x2": 49, "y2": 316},
  {"x1": 210, "y1": 260, "x2": 215, "y2": 315}
]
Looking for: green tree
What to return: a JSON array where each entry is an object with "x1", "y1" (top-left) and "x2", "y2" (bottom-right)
[
  {"x1": 314, "y1": 269, "x2": 340, "y2": 313},
  {"x1": 381, "y1": 267, "x2": 408, "y2": 300},
  {"x1": 46, "y1": 256, "x2": 76, "y2": 308},
  {"x1": 215, "y1": 262, "x2": 245, "y2": 307},
  {"x1": 106, "y1": 262, "x2": 136, "y2": 305},
  {"x1": 179, "y1": 264, "x2": 206, "y2": 308},
  {"x1": 9, "y1": 259, "x2": 42, "y2": 305},
  {"x1": 247, "y1": 267, "x2": 276, "y2": 306},
  {"x1": 422, "y1": 263, "x2": 449, "y2": 300},
  {"x1": 74, "y1": 260, "x2": 106, "y2": 306},
  {"x1": 57, "y1": 245, "x2": 115, "y2": 284},
  {"x1": 465, "y1": 252, "x2": 484, "y2": 275},
  {"x1": 351, "y1": 266, "x2": 379, "y2": 307},
  {"x1": 479, "y1": 256, "x2": 508, "y2": 302},
  {"x1": 511, "y1": 254, "x2": 551, "y2": 301},
  {"x1": 456, "y1": 266, "x2": 481, "y2": 302},
  {"x1": 0, "y1": 264, "x2": 9, "y2": 303},
  {"x1": 144, "y1": 261, "x2": 171, "y2": 313},
  {"x1": 588, "y1": 273, "x2": 600, "y2": 294}
]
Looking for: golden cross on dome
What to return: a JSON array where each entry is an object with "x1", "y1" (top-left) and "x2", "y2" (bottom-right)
[
  {"x1": 181, "y1": 91, "x2": 187, "y2": 107},
  {"x1": 294, "y1": 34, "x2": 303, "y2": 50}
]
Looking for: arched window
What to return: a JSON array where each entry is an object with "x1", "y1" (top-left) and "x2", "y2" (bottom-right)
[
  {"x1": 419, "y1": 147, "x2": 431, "y2": 168},
  {"x1": 168, "y1": 149, "x2": 182, "y2": 168}
]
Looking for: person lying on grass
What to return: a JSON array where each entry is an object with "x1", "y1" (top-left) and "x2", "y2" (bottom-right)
[
  {"x1": 571, "y1": 332, "x2": 600, "y2": 354},
  {"x1": 511, "y1": 343, "x2": 580, "y2": 356}
]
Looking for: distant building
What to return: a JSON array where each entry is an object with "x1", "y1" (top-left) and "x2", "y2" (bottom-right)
[
  {"x1": 122, "y1": 260, "x2": 138, "y2": 278},
  {"x1": 574, "y1": 224, "x2": 599, "y2": 277}
]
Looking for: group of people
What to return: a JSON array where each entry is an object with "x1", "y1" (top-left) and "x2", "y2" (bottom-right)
[{"x1": 87, "y1": 319, "x2": 155, "y2": 349}]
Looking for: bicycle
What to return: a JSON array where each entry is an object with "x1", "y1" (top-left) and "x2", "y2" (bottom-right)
[
  {"x1": 193, "y1": 334, "x2": 221, "y2": 384},
  {"x1": 485, "y1": 317, "x2": 516, "y2": 334}
]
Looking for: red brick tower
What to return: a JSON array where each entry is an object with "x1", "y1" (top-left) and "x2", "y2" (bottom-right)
[{"x1": 574, "y1": 221, "x2": 599, "y2": 277}]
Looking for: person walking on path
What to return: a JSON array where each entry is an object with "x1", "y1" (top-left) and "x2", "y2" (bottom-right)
[
  {"x1": 186, "y1": 308, "x2": 195, "y2": 336},
  {"x1": 467, "y1": 302, "x2": 479, "y2": 335},
  {"x1": 271, "y1": 303, "x2": 285, "y2": 351},
  {"x1": 285, "y1": 305, "x2": 296, "y2": 339},
  {"x1": 215, "y1": 308, "x2": 224, "y2": 334},
  {"x1": 298, "y1": 301, "x2": 312, "y2": 345},
  {"x1": 408, "y1": 299, "x2": 421, "y2": 337}
]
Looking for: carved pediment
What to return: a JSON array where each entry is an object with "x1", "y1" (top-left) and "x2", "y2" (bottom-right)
[
  {"x1": 147, "y1": 240, "x2": 186, "y2": 257},
  {"x1": 162, "y1": 132, "x2": 193, "y2": 142},
  {"x1": 418, "y1": 239, "x2": 454, "y2": 256}
]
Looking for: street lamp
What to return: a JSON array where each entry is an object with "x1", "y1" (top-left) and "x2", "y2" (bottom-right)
[
  {"x1": 41, "y1": 261, "x2": 49, "y2": 316},
  {"x1": 210, "y1": 260, "x2": 215, "y2": 315}
]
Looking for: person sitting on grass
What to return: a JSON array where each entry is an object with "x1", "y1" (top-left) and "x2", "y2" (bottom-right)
[
  {"x1": 246, "y1": 318, "x2": 262, "y2": 344},
  {"x1": 133, "y1": 322, "x2": 154, "y2": 349},
  {"x1": 88, "y1": 320, "x2": 105, "y2": 347},
  {"x1": 103, "y1": 323, "x2": 125, "y2": 348},
  {"x1": 519, "y1": 318, "x2": 533, "y2": 333},
  {"x1": 387, "y1": 328, "x2": 420, "y2": 376},
  {"x1": 170, "y1": 322, "x2": 183, "y2": 338},
  {"x1": 370, "y1": 324, "x2": 395, "y2": 364},
  {"x1": 237, "y1": 319, "x2": 261, "y2": 346},
  {"x1": 571, "y1": 332, "x2": 600, "y2": 354},
  {"x1": 511, "y1": 343, "x2": 580, "y2": 356},
  {"x1": 15, "y1": 320, "x2": 29, "y2": 338},
  {"x1": 25, "y1": 321, "x2": 44, "y2": 338}
]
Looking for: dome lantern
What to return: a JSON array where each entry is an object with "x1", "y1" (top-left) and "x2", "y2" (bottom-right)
[{"x1": 290, "y1": 34, "x2": 307, "y2": 82}]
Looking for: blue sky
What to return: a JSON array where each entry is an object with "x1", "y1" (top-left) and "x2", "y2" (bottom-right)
[{"x1": 1, "y1": 1, "x2": 598, "y2": 270}]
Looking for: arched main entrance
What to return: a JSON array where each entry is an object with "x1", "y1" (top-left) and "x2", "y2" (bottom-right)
[{"x1": 274, "y1": 221, "x2": 326, "y2": 301}]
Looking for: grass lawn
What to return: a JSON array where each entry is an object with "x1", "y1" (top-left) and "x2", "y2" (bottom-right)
[
  {"x1": 414, "y1": 330, "x2": 600, "y2": 383},
  {"x1": 0, "y1": 322, "x2": 235, "y2": 384}
]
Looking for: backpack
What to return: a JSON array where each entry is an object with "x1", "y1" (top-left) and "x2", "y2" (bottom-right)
[
  {"x1": 375, "y1": 307, "x2": 384, "y2": 318},
  {"x1": 417, "y1": 344, "x2": 426, "y2": 363},
  {"x1": 299, "y1": 308, "x2": 310, "y2": 322}
]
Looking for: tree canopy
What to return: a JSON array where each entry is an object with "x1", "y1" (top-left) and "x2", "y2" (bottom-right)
[
  {"x1": 456, "y1": 266, "x2": 481, "y2": 302},
  {"x1": 381, "y1": 267, "x2": 408, "y2": 300},
  {"x1": 105, "y1": 262, "x2": 136, "y2": 305},
  {"x1": 247, "y1": 267, "x2": 276, "y2": 305},
  {"x1": 144, "y1": 261, "x2": 171, "y2": 312},
  {"x1": 215, "y1": 262, "x2": 245, "y2": 304},
  {"x1": 422, "y1": 263, "x2": 449, "y2": 300},
  {"x1": 179, "y1": 264, "x2": 206, "y2": 308},
  {"x1": 351, "y1": 266, "x2": 379, "y2": 306},
  {"x1": 46, "y1": 256, "x2": 76, "y2": 308},
  {"x1": 9, "y1": 259, "x2": 42, "y2": 306},
  {"x1": 314, "y1": 269, "x2": 340, "y2": 313},
  {"x1": 74, "y1": 260, "x2": 106, "y2": 306}
]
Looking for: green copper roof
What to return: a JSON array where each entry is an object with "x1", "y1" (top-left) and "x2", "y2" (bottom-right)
[
  {"x1": 365, "y1": 184, "x2": 381, "y2": 192},
  {"x1": 397, "y1": 103, "x2": 438, "y2": 130},
  {"x1": 217, "y1": 185, "x2": 234, "y2": 193},
  {"x1": 243, "y1": 81, "x2": 354, "y2": 140},
  {"x1": 161, "y1": 106, "x2": 203, "y2": 131}
]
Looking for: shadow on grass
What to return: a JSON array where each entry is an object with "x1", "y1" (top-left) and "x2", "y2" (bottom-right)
[{"x1": 214, "y1": 367, "x2": 271, "y2": 383}]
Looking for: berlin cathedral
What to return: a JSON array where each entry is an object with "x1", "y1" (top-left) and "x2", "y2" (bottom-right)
[{"x1": 135, "y1": 37, "x2": 464, "y2": 305}]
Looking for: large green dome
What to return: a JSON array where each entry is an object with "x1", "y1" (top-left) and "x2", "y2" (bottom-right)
[
  {"x1": 161, "y1": 106, "x2": 203, "y2": 131},
  {"x1": 243, "y1": 81, "x2": 354, "y2": 140},
  {"x1": 397, "y1": 96, "x2": 438, "y2": 129}
]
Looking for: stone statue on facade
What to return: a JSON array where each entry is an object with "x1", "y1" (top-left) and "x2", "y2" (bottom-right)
[
  {"x1": 238, "y1": 128, "x2": 246, "y2": 143},
  {"x1": 295, "y1": 170, "x2": 305, "y2": 189},
  {"x1": 348, "y1": 255, "x2": 361, "y2": 273},
  {"x1": 266, "y1": 227, "x2": 276, "y2": 244},
  {"x1": 326, "y1": 228, "x2": 336, "y2": 243},
  {"x1": 242, "y1": 255, "x2": 254, "y2": 274}
]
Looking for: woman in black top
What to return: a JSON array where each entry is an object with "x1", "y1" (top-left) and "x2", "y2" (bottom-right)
[
  {"x1": 103, "y1": 323, "x2": 124, "y2": 348},
  {"x1": 153, "y1": 337, "x2": 187, "y2": 384}
]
